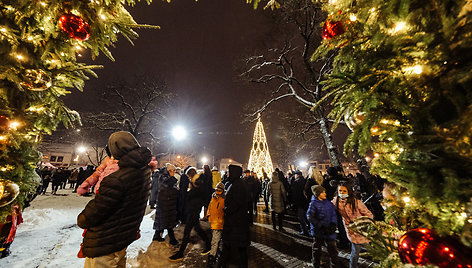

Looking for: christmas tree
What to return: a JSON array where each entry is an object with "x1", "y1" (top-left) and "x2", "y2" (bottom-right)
[
  {"x1": 248, "y1": 116, "x2": 274, "y2": 178},
  {"x1": 251, "y1": 0, "x2": 472, "y2": 266},
  {"x1": 0, "y1": 0, "x2": 156, "y2": 221}
]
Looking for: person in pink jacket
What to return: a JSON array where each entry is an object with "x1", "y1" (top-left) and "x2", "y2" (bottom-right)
[
  {"x1": 333, "y1": 183, "x2": 373, "y2": 268},
  {"x1": 78, "y1": 146, "x2": 158, "y2": 196}
]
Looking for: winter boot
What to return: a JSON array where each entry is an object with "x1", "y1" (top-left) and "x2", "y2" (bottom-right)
[
  {"x1": 207, "y1": 255, "x2": 216, "y2": 267},
  {"x1": 152, "y1": 230, "x2": 165, "y2": 242},
  {"x1": 169, "y1": 251, "x2": 184, "y2": 261},
  {"x1": 201, "y1": 243, "x2": 211, "y2": 255}
]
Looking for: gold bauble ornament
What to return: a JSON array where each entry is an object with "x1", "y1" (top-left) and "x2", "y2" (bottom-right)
[
  {"x1": 0, "y1": 179, "x2": 20, "y2": 207},
  {"x1": 344, "y1": 109, "x2": 366, "y2": 131},
  {"x1": 20, "y1": 69, "x2": 52, "y2": 91}
]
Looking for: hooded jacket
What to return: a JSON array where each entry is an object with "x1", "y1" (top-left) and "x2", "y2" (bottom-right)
[
  {"x1": 222, "y1": 165, "x2": 250, "y2": 247},
  {"x1": 77, "y1": 131, "x2": 152, "y2": 258},
  {"x1": 154, "y1": 172, "x2": 178, "y2": 230},
  {"x1": 267, "y1": 173, "x2": 286, "y2": 213}
]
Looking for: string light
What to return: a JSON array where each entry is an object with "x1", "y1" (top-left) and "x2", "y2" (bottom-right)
[
  {"x1": 9, "y1": 121, "x2": 20, "y2": 130},
  {"x1": 40, "y1": 2, "x2": 47, "y2": 7},
  {"x1": 15, "y1": 54, "x2": 24, "y2": 61},
  {"x1": 0, "y1": 28, "x2": 6, "y2": 33},
  {"x1": 374, "y1": 152, "x2": 380, "y2": 158},
  {"x1": 0, "y1": 135, "x2": 7, "y2": 142},
  {"x1": 389, "y1": 21, "x2": 407, "y2": 34},
  {"x1": 461, "y1": 212, "x2": 468, "y2": 218},
  {"x1": 349, "y1": 14, "x2": 357, "y2": 21},
  {"x1": 403, "y1": 196, "x2": 411, "y2": 204},
  {"x1": 100, "y1": 14, "x2": 107, "y2": 20}
]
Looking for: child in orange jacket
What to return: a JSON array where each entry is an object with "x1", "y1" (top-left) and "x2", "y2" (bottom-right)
[{"x1": 206, "y1": 182, "x2": 225, "y2": 267}]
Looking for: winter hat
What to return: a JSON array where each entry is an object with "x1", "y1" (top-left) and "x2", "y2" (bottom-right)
[
  {"x1": 212, "y1": 166, "x2": 218, "y2": 171},
  {"x1": 215, "y1": 182, "x2": 225, "y2": 192},
  {"x1": 229, "y1": 164, "x2": 243, "y2": 178},
  {"x1": 166, "y1": 163, "x2": 176, "y2": 171},
  {"x1": 186, "y1": 167, "x2": 197, "y2": 177},
  {"x1": 107, "y1": 131, "x2": 140, "y2": 160},
  {"x1": 312, "y1": 185, "x2": 326, "y2": 197}
]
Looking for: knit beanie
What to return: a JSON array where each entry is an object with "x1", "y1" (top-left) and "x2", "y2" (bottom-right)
[
  {"x1": 166, "y1": 163, "x2": 176, "y2": 171},
  {"x1": 216, "y1": 182, "x2": 225, "y2": 192},
  {"x1": 312, "y1": 185, "x2": 326, "y2": 197}
]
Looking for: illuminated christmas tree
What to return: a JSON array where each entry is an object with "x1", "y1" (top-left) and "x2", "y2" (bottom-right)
[{"x1": 248, "y1": 116, "x2": 274, "y2": 178}]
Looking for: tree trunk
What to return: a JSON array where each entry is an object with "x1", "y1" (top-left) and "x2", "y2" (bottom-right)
[{"x1": 315, "y1": 109, "x2": 342, "y2": 168}]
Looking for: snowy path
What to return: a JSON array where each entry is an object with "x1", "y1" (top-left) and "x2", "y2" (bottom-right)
[{"x1": 0, "y1": 188, "x2": 207, "y2": 268}]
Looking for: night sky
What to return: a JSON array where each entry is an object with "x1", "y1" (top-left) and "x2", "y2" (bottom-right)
[{"x1": 64, "y1": 0, "x2": 345, "y2": 166}]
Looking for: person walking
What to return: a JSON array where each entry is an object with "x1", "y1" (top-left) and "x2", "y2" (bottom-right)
[
  {"x1": 261, "y1": 172, "x2": 270, "y2": 212},
  {"x1": 177, "y1": 166, "x2": 190, "y2": 224},
  {"x1": 333, "y1": 183, "x2": 373, "y2": 268},
  {"x1": 267, "y1": 171, "x2": 286, "y2": 232},
  {"x1": 219, "y1": 165, "x2": 249, "y2": 268},
  {"x1": 291, "y1": 171, "x2": 310, "y2": 236},
  {"x1": 77, "y1": 131, "x2": 152, "y2": 268},
  {"x1": 307, "y1": 185, "x2": 338, "y2": 268},
  {"x1": 206, "y1": 182, "x2": 225, "y2": 267},
  {"x1": 69, "y1": 168, "x2": 79, "y2": 189},
  {"x1": 151, "y1": 163, "x2": 178, "y2": 246},
  {"x1": 169, "y1": 167, "x2": 211, "y2": 261}
]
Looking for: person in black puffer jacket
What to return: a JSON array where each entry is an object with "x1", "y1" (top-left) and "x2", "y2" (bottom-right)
[
  {"x1": 220, "y1": 164, "x2": 250, "y2": 268},
  {"x1": 152, "y1": 163, "x2": 178, "y2": 245},
  {"x1": 77, "y1": 131, "x2": 152, "y2": 267}
]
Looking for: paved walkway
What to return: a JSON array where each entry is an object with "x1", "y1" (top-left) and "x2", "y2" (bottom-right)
[{"x1": 143, "y1": 202, "x2": 378, "y2": 268}]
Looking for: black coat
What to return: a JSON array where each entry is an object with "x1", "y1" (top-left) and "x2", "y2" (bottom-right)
[
  {"x1": 290, "y1": 177, "x2": 308, "y2": 209},
  {"x1": 155, "y1": 175, "x2": 178, "y2": 230},
  {"x1": 185, "y1": 174, "x2": 206, "y2": 221},
  {"x1": 223, "y1": 173, "x2": 250, "y2": 247},
  {"x1": 77, "y1": 147, "x2": 152, "y2": 258}
]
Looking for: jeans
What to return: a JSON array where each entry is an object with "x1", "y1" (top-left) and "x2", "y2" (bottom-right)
[
  {"x1": 350, "y1": 243, "x2": 363, "y2": 268},
  {"x1": 296, "y1": 208, "x2": 310, "y2": 235},
  {"x1": 312, "y1": 237, "x2": 338, "y2": 268}
]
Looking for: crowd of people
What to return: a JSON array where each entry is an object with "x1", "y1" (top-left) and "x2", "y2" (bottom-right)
[{"x1": 31, "y1": 131, "x2": 388, "y2": 268}]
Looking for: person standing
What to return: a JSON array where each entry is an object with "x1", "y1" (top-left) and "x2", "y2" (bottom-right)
[
  {"x1": 169, "y1": 167, "x2": 211, "y2": 261},
  {"x1": 307, "y1": 186, "x2": 338, "y2": 268},
  {"x1": 267, "y1": 171, "x2": 286, "y2": 232},
  {"x1": 304, "y1": 167, "x2": 323, "y2": 201},
  {"x1": 152, "y1": 163, "x2": 178, "y2": 246},
  {"x1": 177, "y1": 166, "x2": 190, "y2": 224},
  {"x1": 69, "y1": 168, "x2": 79, "y2": 189},
  {"x1": 261, "y1": 172, "x2": 270, "y2": 213},
  {"x1": 211, "y1": 166, "x2": 221, "y2": 188},
  {"x1": 77, "y1": 131, "x2": 152, "y2": 268},
  {"x1": 242, "y1": 170, "x2": 256, "y2": 225},
  {"x1": 206, "y1": 182, "x2": 225, "y2": 267},
  {"x1": 333, "y1": 183, "x2": 373, "y2": 268},
  {"x1": 201, "y1": 165, "x2": 213, "y2": 221},
  {"x1": 291, "y1": 171, "x2": 310, "y2": 236},
  {"x1": 220, "y1": 165, "x2": 249, "y2": 268}
]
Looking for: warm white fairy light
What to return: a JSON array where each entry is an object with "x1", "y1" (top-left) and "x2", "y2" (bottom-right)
[
  {"x1": 15, "y1": 54, "x2": 24, "y2": 60},
  {"x1": 100, "y1": 14, "x2": 107, "y2": 20},
  {"x1": 0, "y1": 135, "x2": 7, "y2": 141},
  {"x1": 404, "y1": 65, "x2": 423, "y2": 75},
  {"x1": 374, "y1": 152, "x2": 380, "y2": 158},
  {"x1": 391, "y1": 21, "x2": 407, "y2": 34},
  {"x1": 9, "y1": 121, "x2": 20, "y2": 130},
  {"x1": 349, "y1": 14, "x2": 357, "y2": 21},
  {"x1": 0, "y1": 28, "x2": 6, "y2": 33},
  {"x1": 461, "y1": 212, "x2": 468, "y2": 218},
  {"x1": 75, "y1": 45, "x2": 82, "y2": 50},
  {"x1": 40, "y1": 2, "x2": 47, "y2": 7},
  {"x1": 248, "y1": 117, "x2": 274, "y2": 178},
  {"x1": 402, "y1": 196, "x2": 411, "y2": 204}
]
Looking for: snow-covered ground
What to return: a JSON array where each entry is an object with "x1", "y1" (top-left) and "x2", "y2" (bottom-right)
[{"x1": 0, "y1": 188, "x2": 206, "y2": 268}]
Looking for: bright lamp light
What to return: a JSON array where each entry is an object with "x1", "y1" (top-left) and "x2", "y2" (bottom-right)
[
  {"x1": 77, "y1": 146, "x2": 87, "y2": 154},
  {"x1": 172, "y1": 126, "x2": 187, "y2": 141}
]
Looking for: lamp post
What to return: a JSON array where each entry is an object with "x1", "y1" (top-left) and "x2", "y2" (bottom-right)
[{"x1": 171, "y1": 126, "x2": 187, "y2": 163}]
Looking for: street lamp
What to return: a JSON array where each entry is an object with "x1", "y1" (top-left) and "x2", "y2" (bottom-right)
[
  {"x1": 77, "y1": 146, "x2": 87, "y2": 154},
  {"x1": 299, "y1": 161, "x2": 308, "y2": 168},
  {"x1": 201, "y1": 156, "x2": 208, "y2": 165},
  {"x1": 172, "y1": 126, "x2": 187, "y2": 141}
]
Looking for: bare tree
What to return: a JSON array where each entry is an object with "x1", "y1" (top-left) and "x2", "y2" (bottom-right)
[
  {"x1": 81, "y1": 75, "x2": 174, "y2": 151},
  {"x1": 242, "y1": 0, "x2": 343, "y2": 167}
]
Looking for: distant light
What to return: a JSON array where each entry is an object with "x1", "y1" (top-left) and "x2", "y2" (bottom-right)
[
  {"x1": 402, "y1": 196, "x2": 411, "y2": 203},
  {"x1": 299, "y1": 161, "x2": 308, "y2": 168},
  {"x1": 365, "y1": 156, "x2": 371, "y2": 161},
  {"x1": 374, "y1": 153, "x2": 380, "y2": 158},
  {"x1": 172, "y1": 126, "x2": 187, "y2": 141},
  {"x1": 229, "y1": 159, "x2": 232, "y2": 163},
  {"x1": 349, "y1": 14, "x2": 357, "y2": 21},
  {"x1": 76, "y1": 129, "x2": 81, "y2": 132},
  {"x1": 201, "y1": 156, "x2": 208, "y2": 164},
  {"x1": 176, "y1": 155, "x2": 181, "y2": 159},
  {"x1": 77, "y1": 146, "x2": 87, "y2": 153}
]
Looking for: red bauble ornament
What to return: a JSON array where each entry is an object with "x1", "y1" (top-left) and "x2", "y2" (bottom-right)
[
  {"x1": 58, "y1": 14, "x2": 90, "y2": 41},
  {"x1": 322, "y1": 20, "x2": 345, "y2": 40},
  {"x1": 398, "y1": 228, "x2": 472, "y2": 268}
]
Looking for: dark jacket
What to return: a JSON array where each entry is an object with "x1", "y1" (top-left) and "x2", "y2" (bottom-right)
[
  {"x1": 155, "y1": 174, "x2": 178, "y2": 230},
  {"x1": 77, "y1": 132, "x2": 152, "y2": 258},
  {"x1": 291, "y1": 176, "x2": 308, "y2": 209},
  {"x1": 177, "y1": 173, "x2": 190, "y2": 222},
  {"x1": 304, "y1": 178, "x2": 318, "y2": 201},
  {"x1": 306, "y1": 196, "x2": 337, "y2": 240},
  {"x1": 223, "y1": 165, "x2": 250, "y2": 247},
  {"x1": 185, "y1": 174, "x2": 206, "y2": 221}
]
